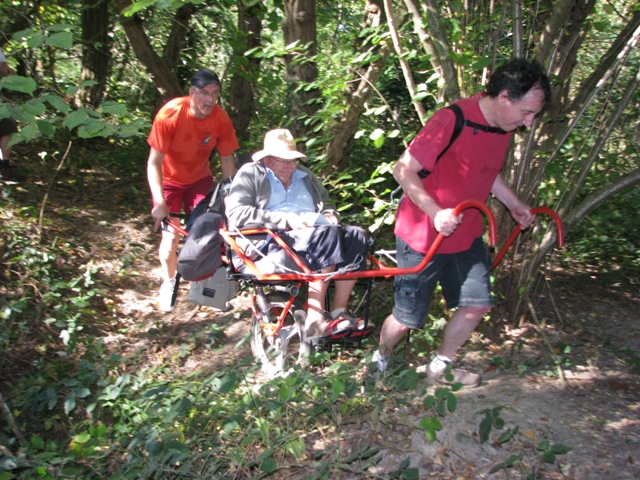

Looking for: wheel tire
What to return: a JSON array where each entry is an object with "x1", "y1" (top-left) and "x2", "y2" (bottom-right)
[{"x1": 250, "y1": 292, "x2": 309, "y2": 376}]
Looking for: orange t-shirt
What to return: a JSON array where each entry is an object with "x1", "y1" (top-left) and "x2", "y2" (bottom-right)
[{"x1": 147, "y1": 96, "x2": 239, "y2": 186}]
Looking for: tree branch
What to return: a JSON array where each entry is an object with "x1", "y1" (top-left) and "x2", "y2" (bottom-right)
[
  {"x1": 402, "y1": 0, "x2": 460, "y2": 103},
  {"x1": 383, "y1": 0, "x2": 426, "y2": 124}
]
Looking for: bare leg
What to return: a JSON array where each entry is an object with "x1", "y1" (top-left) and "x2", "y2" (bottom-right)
[
  {"x1": 379, "y1": 313, "x2": 410, "y2": 356},
  {"x1": 0, "y1": 135, "x2": 11, "y2": 161},
  {"x1": 331, "y1": 279, "x2": 357, "y2": 311},
  {"x1": 159, "y1": 226, "x2": 180, "y2": 280},
  {"x1": 437, "y1": 305, "x2": 490, "y2": 359},
  {"x1": 304, "y1": 267, "x2": 333, "y2": 337},
  {"x1": 306, "y1": 276, "x2": 330, "y2": 316}
]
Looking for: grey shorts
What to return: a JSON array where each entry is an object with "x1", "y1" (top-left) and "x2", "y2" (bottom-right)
[{"x1": 392, "y1": 236, "x2": 493, "y2": 329}]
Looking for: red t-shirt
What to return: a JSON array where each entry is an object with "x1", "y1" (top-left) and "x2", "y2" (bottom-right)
[
  {"x1": 147, "y1": 96, "x2": 239, "y2": 186},
  {"x1": 395, "y1": 93, "x2": 514, "y2": 254}
]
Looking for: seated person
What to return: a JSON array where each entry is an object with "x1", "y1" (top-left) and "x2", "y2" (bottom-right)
[{"x1": 225, "y1": 128, "x2": 372, "y2": 342}]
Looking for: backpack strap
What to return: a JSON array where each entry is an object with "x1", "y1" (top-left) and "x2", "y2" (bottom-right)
[{"x1": 417, "y1": 103, "x2": 506, "y2": 179}]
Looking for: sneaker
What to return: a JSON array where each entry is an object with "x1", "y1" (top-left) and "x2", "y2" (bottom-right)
[
  {"x1": 158, "y1": 278, "x2": 176, "y2": 312},
  {"x1": 372, "y1": 350, "x2": 388, "y2": 372},
  {"x1": 420, "y1": 364, "x2": 481, "y2": 388}
]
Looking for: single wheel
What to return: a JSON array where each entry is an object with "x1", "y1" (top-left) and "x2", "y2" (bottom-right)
[{"x1": 250, "y1": 291, "x2": 309, "y2": 376}]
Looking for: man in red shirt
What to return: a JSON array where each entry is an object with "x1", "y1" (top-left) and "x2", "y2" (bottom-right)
[
  {"x1": 147, "y1": 69, "x2": 239, "y2": 311},
  {"x1": 373, "y1": 59, "x2": 551, "y2": 386}
]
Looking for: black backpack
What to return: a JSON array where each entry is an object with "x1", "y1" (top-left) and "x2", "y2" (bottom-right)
[
  {"x1": 177, "y1": 179, "x2": 231, "y2": 281},
  {"x1": 417, "y1": 103, "x2": 507, "y2": 179}
]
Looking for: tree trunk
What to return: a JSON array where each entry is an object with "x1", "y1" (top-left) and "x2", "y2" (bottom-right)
[
  {"x1": 323, "y1": 0, "x2": 393, "y2": 171},
  {"x1": 79, "y1": 0, "x2": 112, "y2": 107},
  {"x1": 115, "y1": 0, "x2": 183, "y2": 108},
  {"x1": 228, "y1": 0, "x2": 264, "y2": 143},
  {"x1": 283, "y1": 0, "x2": 320, "y2": 144},
  {"x1": 489, "y1": 0, "x2": 636, "y2": 330},
  {"x1": 404, "y1": 0, "x2": 459, "y2": 103},
  {"x1": 383, "y1": 0, "x2": 426, "y2": 124},
  {"x1": 163, "y1": 3, "x2": 196, "y2": 73}
]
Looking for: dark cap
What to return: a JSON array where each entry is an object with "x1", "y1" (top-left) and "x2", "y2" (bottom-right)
[{"x1": 190, "y1": 69, "x2": 221, "y2": 88}]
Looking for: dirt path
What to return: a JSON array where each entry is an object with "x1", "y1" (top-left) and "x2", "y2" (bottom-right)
[
  {"x1": 108, "y1": 190, "x2": 640, "y2": 479},
  {"x1": 8, "y1": 155, "x2": 640, "y2": 479}
]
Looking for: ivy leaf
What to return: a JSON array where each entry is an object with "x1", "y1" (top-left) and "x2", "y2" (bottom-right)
[
  {"x1": 118, "y1": 121, "x2": 148, "y2": 137},
  {"x1": 370, "y1": 128, "x2": 385, "y2": 148},
  {"x1": 100, "y1": 102, "x2": 127, "y2": 116},
  {"x1": 30, "y1": 435, "x2": 46, "y2": 450},
  {"x1": 541, "y1": 450, "x2": 556, "y2": 464},
  {"x1": 28, "y1": 33, "x2": 47, "y2": 49},
  {"x1": 478, "y1": 415, "x2": 492, "y2": 443},
  {"x1": 259, "y1": 457, "x2": 276, "y2": 474},
  {"x1": 551, "y1": 444, "x2": 572, "y2": 454},
  {"x1": 537, "y1": 440, "x2": 550, "y2": 451},
  {"x1": 45, "y1": 32, "x2": 73, "y2": 49},
  {"x1": 447, "y1": 392, "x2": 457, "y2": 412},
  {"x1": 37, "y1": 119, "x2": 56, "y2": 137},
  {"x1": 73, "y1": 433, "x2": 91, "y2": 445},
  {"x1": 19, "y1": 124, "x2": 41, "y2": 142},
  {"x1": 216, "y1": 373, "x2": 239, "y2": 394},
  {"x1": 423, "y1": 396, "x2": 435, "y2": 409},
  {"x1": 419, "y1": 416, "x2": 442, "y2": 442},
  {"x1": 23, "y1": 102, "x2": 46, "y2": 116},
  {"x1": 44, "y1": 94, "x2": 71, "y2": 114},
  {"x1": 0, "y1": 76, "x2": 38, "y2": 95},
  {"x1": 64, "y1": 395, "x2": 77, "y2": 415},
  {"x1": 78, "y1": 121, "x2": 116, "y2": 138},
  {"x1": 75, "y1": 387, "x2": 91, "y2": 399},
  {"x1": 63, "y1": 110, "x2": 89, "y2": 130},
  {"x1": 401, "y1": 468, "x2": 420, "y2": 479},
  {"x1": 472, "y1": 57, "x2": 492, "y2": 70}
]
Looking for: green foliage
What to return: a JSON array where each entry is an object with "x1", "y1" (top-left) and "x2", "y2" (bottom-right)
[
  {"x1": 474, "y1": 406, "x2": 573, "y2": 476},
  {"x1": 475, "y1": 405, "x2": 505, "y2": 444},
  {"x1": 0, "y1": 1, "x2": 638, "y2": 478},
  {"x1": 388, "y1": 457, "x2": 420, "y2": 479},
  {"x1": 1, "y1": 23, "x2": 147, "y2": 150},
  {"x1": 0, "y1": 215, "x2": 462, "y2": 477}
]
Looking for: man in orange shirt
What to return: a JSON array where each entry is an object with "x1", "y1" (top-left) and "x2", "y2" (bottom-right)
[{"x1": 147, "y1": 69, "x2": 239, "y2": 311}]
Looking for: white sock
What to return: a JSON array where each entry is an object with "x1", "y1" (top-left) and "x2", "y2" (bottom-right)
[
  {"x1": 429, "y1": 354, "x2": 452, "y2": 373},
  {"x1": 331, "y1": 308, "x2": 346, "y2": 318}
]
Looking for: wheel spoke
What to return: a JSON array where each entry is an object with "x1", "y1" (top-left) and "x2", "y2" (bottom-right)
[{"x1": 250, "y1": 292, "x2": 306, "y2": 376}]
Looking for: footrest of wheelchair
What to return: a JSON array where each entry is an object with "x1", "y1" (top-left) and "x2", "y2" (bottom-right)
[{"x1": 310, "y1": 326, "x2": 375, "y2": 352}]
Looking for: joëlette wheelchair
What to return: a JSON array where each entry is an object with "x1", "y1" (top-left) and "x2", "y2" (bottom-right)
[{"x1": 167, "y1": 194, "x2": 565, "y2": 378}]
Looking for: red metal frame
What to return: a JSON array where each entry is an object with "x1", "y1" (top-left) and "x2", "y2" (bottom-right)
[
  {"x1": 217, "y1": 200, "x2": 564, "y2": 282},
  {"x1": 490, "y1": 206, "x2": 564, "y2": 268},
  {"x1": 167, "y1": 201, "x2": 564, "y2": 342},
  {"x1": 169, "y1": 200, "x2": 565, "y2": 283}
]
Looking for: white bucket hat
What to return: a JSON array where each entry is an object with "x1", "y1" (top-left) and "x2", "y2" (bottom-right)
[{"x1": 252, "y1": 128, "x2": 307, "y2": 162}]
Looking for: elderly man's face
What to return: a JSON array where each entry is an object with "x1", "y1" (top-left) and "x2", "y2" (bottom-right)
[
  {"x1": 263, "y1": 156, "x2": 299, "y2": 184},
  {"x1": 189, "y1": 84, "x2": 220, "y2": 119}
]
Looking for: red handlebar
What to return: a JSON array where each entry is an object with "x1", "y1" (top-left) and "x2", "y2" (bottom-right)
[
  {"x1": 491, "y1": 206, "x2": 565, "y2": 268},
  {"x1": 220, "y1": 200, "x2": 500, "y2": 282},
  {"x1": 175, "y1": 201, "x2": 564, "y2": 283}
]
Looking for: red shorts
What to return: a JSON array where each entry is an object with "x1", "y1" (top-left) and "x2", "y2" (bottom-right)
[{"x1": 161, "y1": 176, "x2": 215, "y2": 216}]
